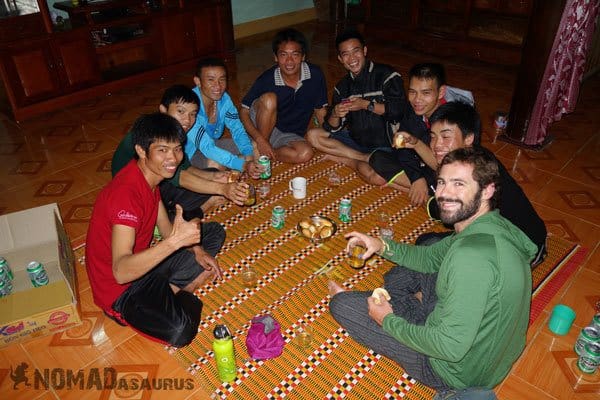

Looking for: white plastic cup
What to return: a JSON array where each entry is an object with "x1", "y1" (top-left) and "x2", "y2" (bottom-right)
[{"x1": 289, "y1": 177, "x2": 307, "y2": 199}]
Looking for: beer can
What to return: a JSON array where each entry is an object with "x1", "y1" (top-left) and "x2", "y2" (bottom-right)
[
  {"x1": 577, "y1": 341, "x2": 600, "y2": 374},
  {"x1": 0, "y1": 279, "x2": 11, "y2": 297},
  {"x1": 271, "y1": 206, "x2": 285, "y2": 229},
  {"x1": 27, "y1": 261, "x2": 49, "y2": 287},
  {"x1": 575, "y1": 326, "x2": 600, "y2": 356},
  {"x1": 258, "y1": 156, "x2": 271, "y2": 179},
  {"x1": 590, "y1": 314, "x2": 600, "y2": 332},
  {"x1": 0, "y1": 257, "x2": 13, "y2": 280},
  {"x1": 339, "y1": 198, "x2": 352, "y2": 222}
]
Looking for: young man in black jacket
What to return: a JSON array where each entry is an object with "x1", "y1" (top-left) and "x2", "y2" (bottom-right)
[{"x1": 306, "y1": 29, "x2": 414, "y2": 185}]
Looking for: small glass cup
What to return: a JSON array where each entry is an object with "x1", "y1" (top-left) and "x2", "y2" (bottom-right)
[
  {"x1": 377, "y1": 212, "x2": 394, "y2": 241},
  {"x1": 244, "y1": 183, "x2": 256, "y2": 206},
  {"x1": 258, "y1": 181, "x2": 270, "y2": 199},
  {"x1": 241, "y1": 266, "x2": 258, "y2": 288},
  {"x1": 328, "y1": 171, "x2": 341, "y2": 187},
  {"x1": 295, "y1": 322, "x2": 313, "y2": 349},
  {"x1": 347, "y1": 244, "x2": 366, "y2": 269}
]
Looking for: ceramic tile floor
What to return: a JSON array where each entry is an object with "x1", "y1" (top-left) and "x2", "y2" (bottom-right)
[{"x1": 0, "y1": 21, "x2": 598, "y2": 399}]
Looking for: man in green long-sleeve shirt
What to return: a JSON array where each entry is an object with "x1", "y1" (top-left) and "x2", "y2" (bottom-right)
[{"x1": 329, "y1": 147, "x2": 536, "y2": 396}]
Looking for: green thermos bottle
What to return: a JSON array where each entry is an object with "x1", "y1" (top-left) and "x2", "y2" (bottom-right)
[{"x1": 213, "y1": 324, "x2": 237, "y2": 382}]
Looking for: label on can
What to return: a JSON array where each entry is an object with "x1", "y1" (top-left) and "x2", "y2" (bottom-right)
[
  {"x1": 27, "y1": 261, "x2": 49, "y2": 287},
  {"x1": 575, "y1": 326, "x2": 600, "y2": 356},
  {"x1": 0, "y1": 257, "x2": 12, "y2": 280},
  {"x1": 591, "y1": 314, "x2": 600, "y2": 331},
  {"x1": 258, "y1": 156, "x2": 271, "y2": 179},
  {"x1": 577, "y1": 341, "x2": 600, "y2": 374},
  {"x1": 0, "y1": 279, "x2": 12, "y2": 297},
  {"x1": 339, "y1": 198, "x2": 352, "y2": 222},
  {"x1": 271, "y1": 206, "x2": 285, "y2": 229}
]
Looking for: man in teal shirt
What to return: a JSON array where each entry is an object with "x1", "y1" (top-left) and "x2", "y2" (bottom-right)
[{"x1": 329, "y1": 147, "x2": 536, "y2": 396}]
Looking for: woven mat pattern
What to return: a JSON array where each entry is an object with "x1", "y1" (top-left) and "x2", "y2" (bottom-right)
[
  {"x1": 168, "y1": 155, "x2": 579, "y2": 399},
  {"x1": 75, "y1": 155, "x2": 580, "y2": 399}
]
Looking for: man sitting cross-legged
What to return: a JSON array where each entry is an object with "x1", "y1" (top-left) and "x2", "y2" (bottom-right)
[
  {"x1": 306, "y1": 29, "x2": 413, "y2": 184},
  {"x1": 87, "y1": 113, "x2": 224, "y2": 347},
  {"x1": 186, "y1": 57, "x2": 262, "y2": 178},
  {"x1": 329, "y1": 147, "x2": 536, "y2": 398},
  {"x1": 240, "y1": 28, "x2": 328, "y2": 163}
]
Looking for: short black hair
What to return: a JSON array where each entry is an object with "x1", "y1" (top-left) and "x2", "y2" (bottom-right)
[
  {"x1": 272, "y1": 28, "x2": 308, "y2": 55},
  {"x1": 335, "y1": 29, "x2": 366, "y2": 51},
  {"x1": 131, "y1": 112, "x2": 186, "y2": 157},
  {"x1": 429, "y1": 101, "x2": 481, "y2": 146},
  {"x1": 194, "y1": 57, "x2": 228, "y2": 79},
  {"x1": 409, "y1": 63, "x2": 446, "y2": 88},
  {"x1": 159, "y1": 85, "x2": 199, "y2": 108},
  {"x1": 439, "y1": 147, "x2": 501, "y2": 209}
]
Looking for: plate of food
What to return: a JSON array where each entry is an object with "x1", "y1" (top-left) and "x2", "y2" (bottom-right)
[{"x1": 297, "y1": 215, "x2": 337, "y2": 244}]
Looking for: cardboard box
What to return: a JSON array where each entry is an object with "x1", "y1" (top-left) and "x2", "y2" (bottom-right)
[{"x1": 0, "y1": 203, "x2": 81, "y2": 347}]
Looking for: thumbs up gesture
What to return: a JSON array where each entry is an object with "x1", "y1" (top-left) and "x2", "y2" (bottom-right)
[{"x1": 168, "y1": 205, "x2": 201, "y2": 249}]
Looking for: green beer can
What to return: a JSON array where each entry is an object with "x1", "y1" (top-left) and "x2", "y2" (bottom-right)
[
  {"x1": 27, "y1": 261, "x2": 49, "y2": 287},
  {"x1": 258, "y1": 156, "x2": 271, "y2": 179}
]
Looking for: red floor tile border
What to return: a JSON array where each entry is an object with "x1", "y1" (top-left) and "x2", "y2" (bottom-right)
[{"x1": 530, "y1": 246, "x2": 589, "y2": 324}]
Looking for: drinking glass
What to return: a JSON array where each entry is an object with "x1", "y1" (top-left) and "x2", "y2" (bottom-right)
[
  {"x1": 347, "y1": 244, "x2": 366, "y2": 269},
  {"x1": 295, "y1": 322, "x2": 313, "y2": 348},
  {"x1": 241, "y1": 266, "x2": 258, "y2": 288}
]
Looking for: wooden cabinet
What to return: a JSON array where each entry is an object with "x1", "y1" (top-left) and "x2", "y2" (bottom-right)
[
  {"x1": 156, "y1": 2, "x2": 234, "y2": 66},
  {"x1": 51, "y1": 30, "x2": 102, "y2": 91},
  {"x1": 365, "y1": 0, "x2": 533, "y2": 65},
  {"x1": 191, "y1": 2, "x2": 234, "y2": 57},
  {"x1": 0, "y1": 30, "x2": 100, "y2": 107},
  {"x1": 156, "y1": 12, "x2": 194, "y2": 65},
  {"x1": 0, "y1": 0, "x2": 234, "y2": 121},
  {"x1": 0, "y1": 39, "x2": 62, "y2": 106}
]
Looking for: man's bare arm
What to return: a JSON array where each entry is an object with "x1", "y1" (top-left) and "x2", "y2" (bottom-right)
[
  {"x1": 314, "y1": 107, "x2": 328, "y2": 127},
  {"x1": 111, "y1": 204, "x2": 200, "y2": 284}
]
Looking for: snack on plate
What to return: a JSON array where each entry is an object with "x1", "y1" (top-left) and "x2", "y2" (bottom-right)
[
  {"x1": 297, "y1": 216, "x2": 337, "y2": 243},
  {"x1": 319, "y1": 226, "x2": 332, "y2": 238},
  {"x1": 299, "y1": 218, "x2": 312, "y2": 229},
  {"x1": 371, "y1": 287, "x2": 391, "y2": 304}
]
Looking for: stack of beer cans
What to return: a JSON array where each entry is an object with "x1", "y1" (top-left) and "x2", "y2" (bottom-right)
[{"x1": 575, "y1": 314, "x2": 600, "y2": 374}]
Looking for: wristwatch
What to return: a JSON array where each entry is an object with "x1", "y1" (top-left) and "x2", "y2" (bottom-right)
[{"x1": 367, "y1": 100, "x2": 375, "y2": 113}]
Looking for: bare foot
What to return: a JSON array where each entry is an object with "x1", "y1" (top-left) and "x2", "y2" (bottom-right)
[
  {"x1": 414, "y1": 291, "x2": 423, "y2": 303},
  {"x1": 328, "y1": 280, "x2": 346, "y2": 296},
  {"x1": 201, "y1": 195, "x2": 227, "y2": 212}
]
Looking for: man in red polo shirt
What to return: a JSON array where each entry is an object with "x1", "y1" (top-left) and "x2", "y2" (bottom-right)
[{"x1": 86, "y1": 113, "x2": 224, "y2": 347}]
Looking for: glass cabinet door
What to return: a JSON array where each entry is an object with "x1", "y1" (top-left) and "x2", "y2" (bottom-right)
[{"x1": 1, "y1": 0, "x2": 40, "y2": 18}]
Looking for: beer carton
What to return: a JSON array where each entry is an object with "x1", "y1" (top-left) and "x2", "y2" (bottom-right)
[{"x1": 0, "y1": 203, "x2": 81, "y2": 347}]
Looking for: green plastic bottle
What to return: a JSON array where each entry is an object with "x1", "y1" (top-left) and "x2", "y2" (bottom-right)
[{"x1": 213, "y1": 324, "x2": 237, "y2": 382}]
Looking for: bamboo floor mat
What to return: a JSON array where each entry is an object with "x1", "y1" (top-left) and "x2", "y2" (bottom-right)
[{"x1": 72, "y1": 154, "x2": 582, "y2": 399}]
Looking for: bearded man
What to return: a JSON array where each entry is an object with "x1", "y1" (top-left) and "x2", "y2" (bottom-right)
[{"x1": 328, "y1": 147, "x2": 536, "y2": 399}]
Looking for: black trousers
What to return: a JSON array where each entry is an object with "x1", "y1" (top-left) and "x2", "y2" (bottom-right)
[{"x1": 112, "y1": 221, "x2": 225, "y2": 347}]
